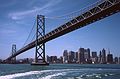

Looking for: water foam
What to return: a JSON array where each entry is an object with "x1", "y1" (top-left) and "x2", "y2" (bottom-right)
[
  {"x1": 0, "y1": 69, "x2": 76, "y2": 79},
  {"x1": 0, "y1": 68, "x2": 116, "y2": 79},
  {"x1": 0, "y1": 71, "x2": 40, "y2": 79},
  {"x1": 40, "y1": 72, "x2": 66, "y2": 79}
]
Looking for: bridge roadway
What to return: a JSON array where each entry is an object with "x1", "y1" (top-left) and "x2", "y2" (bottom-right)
[{"x1": 6, "y1": 0, "x2": 120, "y2": 60}]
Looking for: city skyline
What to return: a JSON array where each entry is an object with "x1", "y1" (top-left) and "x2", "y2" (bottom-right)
[
  {"x1": 0, "y1": 0, "x2": 120, "y2": 59},
  {"x1": 1, "y1": 47, "x2": 119, "y2": 64},
  {"x1": 46, "y1": 47, "x2": 120, "y2": 64}
]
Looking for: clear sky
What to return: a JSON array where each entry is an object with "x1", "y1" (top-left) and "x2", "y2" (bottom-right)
[{"x1": 0, "y1": 0, "x2": 120, "y2": 59}]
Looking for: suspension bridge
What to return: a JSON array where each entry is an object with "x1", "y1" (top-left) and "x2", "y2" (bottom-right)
[{"x1": 5, "y1": 0, "x2": 120, "y2": 65}]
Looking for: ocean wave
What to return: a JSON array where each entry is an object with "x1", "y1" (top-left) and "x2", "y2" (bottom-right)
[
  {"x1": 0, "y1": 71, "x2": 40, "y2": 79},
  {"x1": 0, "y1": 68, "x2": 117, "y2": 79},
  {"x1": 40, "y1": 72, "x2": 66, "y2": 79},
  {"x1": 75, "y1": 73, "x2": 115, "y2": 79},
  {"x1": 0, "y1": 69, "x2": 76, "y2": 79}
]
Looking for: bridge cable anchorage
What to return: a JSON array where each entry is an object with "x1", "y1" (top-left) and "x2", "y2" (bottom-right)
[{"x1": 22, "y1": 19, "x2": 36, "y2": 47}]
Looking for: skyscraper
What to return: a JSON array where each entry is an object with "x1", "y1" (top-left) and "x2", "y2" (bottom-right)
[
  {"x1": 68, "y1": 51, "x2": 75, "y2": 63},
  {"x1": 98, "y1": 51, "x2": 102, "y2": 63},
  {"x1": 101, "y1": 48, "x2": 106, "y2": 64},
  {"x1": 75, "y1": 52, "x2": 79, "y2": 63},
  {"x1": 84, "y1": 48, "x2": 91, "y2": 63},
  {"x1": 78, "y1": 48, "x2": 85, "y2": 64},
  {"x1": 114, "y1": 57, "x2": 119, "y2": 64},
  {"x1": 91, "y1": 51, "x2": 98, "y2": 64},
  {"x1": 119, "y1": 57, "x2": 120, "y2": 64},
  {"x1": 50, "y1": 56, "x2": 57, "y2": 63},
  {"x1": 46, "y1": 55, "x2": 50, "y2": 63},
  {"x1": 107, "y1": 51, "x2": 113, "y2": 64},
  {"x1": 63, "y1": 50, "x2": 68, "y2": 63},
  {"x1": 92, "y1": 52, "x2": 97, "y2": 58}
]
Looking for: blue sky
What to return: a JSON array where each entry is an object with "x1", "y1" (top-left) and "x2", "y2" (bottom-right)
[{"x1": 0, "y1": 0, "x2": 120, "y2": 59}]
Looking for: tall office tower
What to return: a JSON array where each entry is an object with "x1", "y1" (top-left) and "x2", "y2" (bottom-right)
[
  {"x1": 119, "y1": 57, "x2": 120, "y2": 64},
  {"x1": 0, "y1": 59, "x2": 2, "y2": 63},
  {"x1": 91, "y1": 51, "x2": 98, "y2": 64},
  {"x1": 68, "y1": 51, "x2": 75, "y2": 63},
  {"x1": 87, "y1": 48, "x2": 91, "y2": 60},
  {"x1": 107, "y1": 51, "x2": 113, "y2": 64},
  {"x1": 114, "y1": 57, "x2": 119, "y2": 64},
  {"x1": 46, "y1": 55, "x2": 50, "y2": 63},
  {"x1": 63, "y1": 50, "x2": 68, "y2": 63},
  {"x1": 78, "y1": 48, "x2": 85, "y2": 64},
  {"x1": 50, "y1": 56, "x2": 57, "y2": 63},
  {"x1": 75, "y1": 52, "x2": 79, "y2": 63},
  {"x1": 101, "y1": 48, "x2": 106, "y2": 64},
  {"x1": 84, "y1": 48, "x2": 91, "y2": 63},
  {"x1": 98, "y1": 51, "x2": 102, "y2": 63},
  {"x1": 92, "y1": 52, "x2": 97, "y2": 58},
  {"x1": 59, "y1": 56, "x2": 63, "y2": 63}
]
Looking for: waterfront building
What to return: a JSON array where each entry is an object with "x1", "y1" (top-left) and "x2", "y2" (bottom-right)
[
  {"x1": 114, "y1": 57, "x2": 119, "y2": 64},
  {"x1": 91, "y1": 51, "x2": 98, "y2": 64},
  {"x1": 0, "y1": 59, "x2": 2, "y2": 63},
  {"x1": 56, "y1": 57, "x2": 63, "y2": 63},
  {"x1": 75, "y1": 52, "x2": 79, "y2": 63},
  {"x1": 50, "y1": 56, "x2": 57, "y2": 63},
  {"x1": 46, "y1": 55, "x2": 51, "y2": 63},
  {"x1": 119, "y1": 57, "x2": 120, "y2": 64},
  {"x1": 118, "y1": 57, "x2": 120, "y2": 64},
  {"x1": 59, "y1": 56, "x2": 63, "y2": 63},
  {"x1": 98, "y1": 51, "x2": 102, "y2": 63},
  {"x1": 68, "y1": 51, "x2": 75, "y2": 63},
  {"x1": 63, "y1": 50, "x2": 68, "y2": 63},
  {"x1": 101, "y1": 48, "x2": 107, "y2": 64},
  {"x1": 78, "y1": 48, "x2": 85, "y2": 64},
  {"x1": 84, "y1": 48, "x2": 91, "y2": 63},
  {"x1": 107, "y1": 51, "x2": 113, "y2": 64},
  {"x1": 92, "y1": 51, "x2": 97, "y2": 58}
]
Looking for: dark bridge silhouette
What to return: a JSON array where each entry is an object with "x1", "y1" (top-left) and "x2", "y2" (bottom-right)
[{"x1": 6, "y1": 0, "x2": 120, "y2": 65}]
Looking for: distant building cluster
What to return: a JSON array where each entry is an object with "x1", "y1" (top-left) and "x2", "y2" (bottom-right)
[
  {"x1": 0, "y1": 58, "x2": 34, "y2": 64},
  {"x1": 47, "y1": 48, "x2": 120, "y2": 64}
]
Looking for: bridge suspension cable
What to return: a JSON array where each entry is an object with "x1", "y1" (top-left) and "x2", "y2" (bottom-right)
[
  {"x1": 30, "y1": 33, "x2": 36, "y2": 43},
  {"x1": 45, "y1": 0, "x2": 105, "y2": 20},
  {"x1": 45, "y1": 10, "x2": 81, "y2": 20},
  {"x1": 22, "y1": 19, "x2": 36, "y2": 47}
]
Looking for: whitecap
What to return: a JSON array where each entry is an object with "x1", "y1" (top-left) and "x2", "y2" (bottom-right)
[
  {"x1": 0, "y1": 69, "x2": 76, "y2": 79},
  {"x1": 40, "y1": 72, "x2": 66, "y2": 79},
  {"x1": 0, "y1": 71, "x2": 40, "y2": 79}
]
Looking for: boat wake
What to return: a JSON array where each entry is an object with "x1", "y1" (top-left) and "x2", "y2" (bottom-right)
[{"x1": 0, "y1": 68, "x2": 118, "y2": 79}]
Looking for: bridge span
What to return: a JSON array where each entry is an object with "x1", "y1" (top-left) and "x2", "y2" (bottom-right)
[{"x1": 6, "y1": 0, "x2": 120, "y2": 61}]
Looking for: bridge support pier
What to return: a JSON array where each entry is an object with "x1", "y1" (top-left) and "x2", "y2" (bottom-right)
[
  {"x1": 11, "y1": 44, "x2": 16, "y2": 64},
  {"x1": 31, "y1": 15, "x2": 49, "y2": 66}
]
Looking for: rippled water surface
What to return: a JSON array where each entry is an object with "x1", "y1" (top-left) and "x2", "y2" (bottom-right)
[{"x1": 0, "y1": 64, "x2": 120, "y2": 79}]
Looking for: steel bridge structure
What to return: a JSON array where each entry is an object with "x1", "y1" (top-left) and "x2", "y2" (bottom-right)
[{"x1": 6, "y1": 0, "x2": 120, "y2": 65}]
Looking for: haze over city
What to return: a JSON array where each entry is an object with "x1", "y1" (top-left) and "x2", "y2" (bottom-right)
[{"x1": 0, "y1": 0, "x2": 120, "y2": 60}]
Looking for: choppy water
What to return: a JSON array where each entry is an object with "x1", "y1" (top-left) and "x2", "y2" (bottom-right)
[{"x1": 0, "y1": 64, "x2": 120, "y2": 79}]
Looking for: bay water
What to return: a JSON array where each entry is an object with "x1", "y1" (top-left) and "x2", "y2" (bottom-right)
[{"x1": 0, "y1": 64, "x2": 120, "y2": 79}]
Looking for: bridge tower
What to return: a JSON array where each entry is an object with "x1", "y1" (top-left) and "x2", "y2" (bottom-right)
[
  {"x1": 31, "y1": 15, "x2": 49, "y2": 65},
  {"x1": 11, "y1": 44, "x2": 16, "y2": 63}
]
